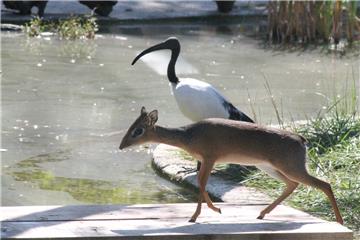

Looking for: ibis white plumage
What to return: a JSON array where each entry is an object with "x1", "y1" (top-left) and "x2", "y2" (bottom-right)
[{"x1": 131, "y1": 37, "x2": 254, "y2": 123}]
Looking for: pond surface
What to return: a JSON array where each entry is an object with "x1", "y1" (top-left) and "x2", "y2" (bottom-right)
[{"x1": 1, "y1": 23, "x2": 359, "y2": 206}]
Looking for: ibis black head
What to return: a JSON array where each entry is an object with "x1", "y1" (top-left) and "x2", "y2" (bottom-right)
[
  {"x1": 131, "y1": 37, "x2": 180, "y2": 84},
  {"x1": 131, "y1": 37, "x2": 180, "y2": 65}
]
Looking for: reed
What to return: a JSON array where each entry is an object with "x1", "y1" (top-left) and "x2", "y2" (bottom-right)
[{"x1": 267, "y1": 1, "x2": 360, "y2": 46}]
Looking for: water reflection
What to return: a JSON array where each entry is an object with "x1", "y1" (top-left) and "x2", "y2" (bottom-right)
[
  {"x1": 23, "y1": 35, "x2": 98, "y2": 59},
  {"x1": 5, "y1": 149, "x2": 196, "y2": 205}
]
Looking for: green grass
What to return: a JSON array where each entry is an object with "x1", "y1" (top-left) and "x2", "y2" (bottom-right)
[
  {"x1": 242, "y1": 97, "x2": 360, "y2": 236},
  {"x1": 245, "y1": 126, "x2": 360, "y2": 230}
]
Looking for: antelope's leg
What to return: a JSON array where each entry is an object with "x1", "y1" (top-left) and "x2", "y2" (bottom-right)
[
  {"x1": 189, "y1": 192, "x2": 204, "y2": 223},
  {"x1": 257, "y1": 170, "x2": 298, "y2": 219},
  {"x1": 189, "y1": 159, "x2": 215, "y2": 222},
  {"x1": 257, "y1": 166, "x2": 299, "y2": 219},
  {"x1": 274, "y1": 160, "x2": 344, "y2": 225},
  {"x1": 281, "y1": 169, "x2": 344, "y2": 224},
  {"x1": 204, "y1": 191, "x2": 221, "y2": 213}
]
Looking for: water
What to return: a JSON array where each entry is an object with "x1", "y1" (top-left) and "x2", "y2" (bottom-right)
[{"x1": 1, "y1": 23, "x2": 359, "y2": 206}]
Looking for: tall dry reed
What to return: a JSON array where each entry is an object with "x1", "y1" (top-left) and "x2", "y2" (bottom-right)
[{"x1": 268, "y1": 1, "x2": 360, "y2": 45}]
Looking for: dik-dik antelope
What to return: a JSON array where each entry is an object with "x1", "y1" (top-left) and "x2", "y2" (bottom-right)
[{"x1": 119, "y1": 107, "x2": 343, "y2": 224}]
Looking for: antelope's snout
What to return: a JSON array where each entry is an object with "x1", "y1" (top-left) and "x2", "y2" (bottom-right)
[{"x1": 119, "y1": 137, "x2": 130, "y2": 150}]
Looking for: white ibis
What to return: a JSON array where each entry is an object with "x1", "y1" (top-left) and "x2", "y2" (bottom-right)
[
  {"x1": 132, "y1": 37, "x2": 254, "y2": 123},
  {"x1": 132, "y1": 37, "x2": 254, "y2": 172}
]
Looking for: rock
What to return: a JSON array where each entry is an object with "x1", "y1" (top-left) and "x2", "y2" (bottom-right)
[
  {"x1": 215, "y1": 0, "x2": 236, "y2": 13},
  {"x1": 2, "y1": 1, "x2": 48, "y2": 17},
  {"x1": 1, "y1": 23, "x2": 24, "y2": 31},
  {"x1": 79, "y1": 1, "x2": 117, "y2": 16}
]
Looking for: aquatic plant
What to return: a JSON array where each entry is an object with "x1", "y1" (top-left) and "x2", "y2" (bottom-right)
[
  {"x1": 267, "y1": 1, "x2": 360, "y2": 47},
  {"x1": 57, "y1": 16, "x2": 98, "y2": 40},
  {"x1": 25, "y1": 15, "x2": 98, "y2": 40},
  {"x1": 25, "y1": 16, "x2": 56, "y2": 37}
]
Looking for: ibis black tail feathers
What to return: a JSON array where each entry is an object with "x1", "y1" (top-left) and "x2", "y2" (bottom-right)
[{"x1": 223, "y1": 102, "x2": 255, "y2": 123}]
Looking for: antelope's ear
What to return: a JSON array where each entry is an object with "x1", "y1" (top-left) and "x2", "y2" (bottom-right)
[
  {"x1": 147, "y1": 110, "x2": 158, "y2": 126},
  {"x1": 141, "y1": 106, "x2": 147, "y2": 115}
]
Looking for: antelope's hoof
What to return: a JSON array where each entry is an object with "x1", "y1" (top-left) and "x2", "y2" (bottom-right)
[
  {"x1": 211, "y1": 207, "x2": 221, "y2": 214},
  {"x1": 257, "y1": 215, "x2": 264, "y2": 220},
  {"x1": 337, "y1": 219, "x2": 344, "y2": 225},
  {"x1": 189, "y1": 218, "x2": 196, "y2": 223}
]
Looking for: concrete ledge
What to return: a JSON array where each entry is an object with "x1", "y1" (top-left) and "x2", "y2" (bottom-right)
[{"x1": 1, "y1": 203, "x2": 353, "y2": 239}]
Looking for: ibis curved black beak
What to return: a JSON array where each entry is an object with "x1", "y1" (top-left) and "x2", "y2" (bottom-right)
[
  {"x1": 131, "y1": 37, "x2": 180, "y2": 84},
  {"x1": 131, "y1": 37, "x2": 180, "y2": 65}
]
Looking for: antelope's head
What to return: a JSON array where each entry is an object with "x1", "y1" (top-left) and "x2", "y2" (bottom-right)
[{"x1": 119, "y1": 107, "x2": 158, "y2": 150}]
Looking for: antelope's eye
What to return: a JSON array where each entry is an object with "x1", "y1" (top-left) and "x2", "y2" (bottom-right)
[{"x1": 131, "y1": 128, "x2": 144, "y2": 138}]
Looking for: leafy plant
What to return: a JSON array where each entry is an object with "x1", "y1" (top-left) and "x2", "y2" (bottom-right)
[
  {"x1": 57, "y1": 16, "x2": 98, "y2": 40},
  {"x1": 24, "y1": 16, "x2": 56, "y2": 37},
  {"x1": 25, "y1": 15, "x2": 98, "y2": 40}
]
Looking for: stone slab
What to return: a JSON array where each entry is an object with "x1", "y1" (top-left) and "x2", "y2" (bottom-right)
[{"x1": 1, "y1": 203, "x2": 352, "y2": 240}]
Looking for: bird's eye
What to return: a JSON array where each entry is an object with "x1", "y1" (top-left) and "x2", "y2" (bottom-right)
[{"x1": 131, "y1": 128, "x2": 144, "y2": 138}]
